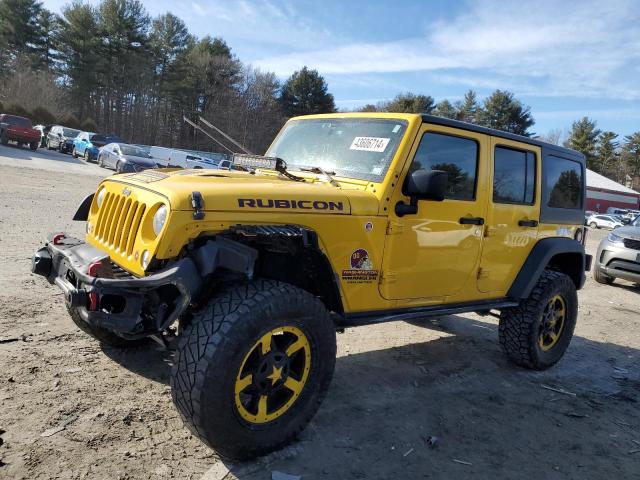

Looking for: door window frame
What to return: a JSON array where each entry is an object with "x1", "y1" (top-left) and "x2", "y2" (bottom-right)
[
  {"x1": 492, "y1": 145, "x2": 537, "y2": 206},
  {"x1": 410, "y1": 130, "x2": 480, "y2": 202}
]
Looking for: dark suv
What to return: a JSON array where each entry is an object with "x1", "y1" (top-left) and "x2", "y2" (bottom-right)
[{"x1": 47, "y1": 125, "x2": 81, "y2": 154}]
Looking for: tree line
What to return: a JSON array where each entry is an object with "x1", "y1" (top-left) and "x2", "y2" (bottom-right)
[
  {"x1": 0, "y1": 0, "x2": 336, "y2": 153},
  {"x1": 0, "y1": 0, "x2": 638, "y2": 188}
]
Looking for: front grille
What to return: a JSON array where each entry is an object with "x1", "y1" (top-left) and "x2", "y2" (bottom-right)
[
  {"x1": 623, "y1": 238, "x2": 640, "y2": 251},
  {"x1": 93, "y1": 192, "x2": 146, "y2": 257}
]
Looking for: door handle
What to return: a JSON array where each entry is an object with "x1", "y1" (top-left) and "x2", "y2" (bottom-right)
[
  {"x1": 518, "y1": 219, "x2": 539, "y2": 227},
  {"x1": 459, "y1": 217, "x2": 485, "y2": 225}
]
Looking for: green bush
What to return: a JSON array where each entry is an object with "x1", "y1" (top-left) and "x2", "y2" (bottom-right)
[
  {"x1": 80, "y1": 117, "x2": 98, "y2": 132},
  {"x1": 5, "y1": 103, "x2": 30, "y2": 118},
  {"x1": 31, "y1": 106, "x2": 56, "y2": 125},
  {"x1": 58, "y1": 113, "x2": 81, "y2": 129}
]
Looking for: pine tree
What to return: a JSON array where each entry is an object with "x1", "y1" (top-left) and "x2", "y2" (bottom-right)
[
  {"x1": 456, "y1": 90, "x2": 478, "y2": 123},
  {"x1": 0, "y1": 0, "x2": 43, "y2": 69},
  {"x1": 565, "y1": 117, "x2": 601, "y2": 171},
  {"x1": 280, "y1": 66, "x2": 335, "y2": 116},
  {"x1": 596, "y1": 131, "x2": 619, "y2": 176},
  {"x1": 622, "y1": 132, "x2": 640, "y2": 184},
  {"x1": 434, "y1": 99, "x2": 457, "y2": 119},
  {"x1": 476, "y1": 90, "x2": 534, "y2": 135},
  {"x1": 382, "y1": 92, "x2": 434, "y2": 114}
]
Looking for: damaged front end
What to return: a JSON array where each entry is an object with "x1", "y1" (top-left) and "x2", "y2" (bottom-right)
[{"x1": 31, "y1": 233, "x2": 257, "y2": 338}]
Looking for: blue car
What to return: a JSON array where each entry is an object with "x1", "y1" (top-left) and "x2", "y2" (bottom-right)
[{"x1": 73, "y1": 132, "x2": 126, "y2": 162}]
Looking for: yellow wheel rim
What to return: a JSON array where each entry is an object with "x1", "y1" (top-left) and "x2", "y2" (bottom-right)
[
  {"x1": 234, "y1": 326, "x2": 311, "y2": 424},
  {"x1": 538, "y1": 294, "x2": 567, "y2": 351}
]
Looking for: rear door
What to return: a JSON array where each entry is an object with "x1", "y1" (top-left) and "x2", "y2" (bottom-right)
[{"x1": 477, "y1": 138, "x2": 540, "y2": 294}]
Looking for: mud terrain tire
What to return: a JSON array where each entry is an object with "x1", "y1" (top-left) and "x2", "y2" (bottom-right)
[
  {"x1": 171, "y1": 280, "x2": 336, "y2": 460},
  {"x1": 67, "y1": 307, "x2": 148, "y2": 348},
  {"x1": 499, "y1": 270, "x2": 577, "y2": 370}
]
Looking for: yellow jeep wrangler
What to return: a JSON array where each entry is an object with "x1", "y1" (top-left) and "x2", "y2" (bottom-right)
[{"x1": 32, "y1": 113, "x2": 591, "y2": 459}]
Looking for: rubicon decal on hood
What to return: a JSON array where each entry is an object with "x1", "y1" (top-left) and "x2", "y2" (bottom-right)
[{"x1": 238, "y1": 198, "x2": 344, "y2": 211}]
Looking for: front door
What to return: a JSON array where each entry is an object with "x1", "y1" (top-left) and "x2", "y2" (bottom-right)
[
  {"x1": 477, "y1": 138, "x2": 540, "y2": 293},
  {"x1": 379, "y1": 125, "x2": 489, "y2": 301}
]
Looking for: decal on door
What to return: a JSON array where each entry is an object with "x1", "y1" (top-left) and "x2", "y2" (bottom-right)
[{"x1": 341, "y1": 248, "x2": 378, "y2": 284}]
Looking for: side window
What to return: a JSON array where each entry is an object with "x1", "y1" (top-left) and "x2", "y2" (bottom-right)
[
  {"x1": 493, "y1": 147, "x2": 536, "y2": 204},
  {"x1": 547, "y1": 156, "x2": 583, "y2": 209},
  {"x1": 410, "y1": 132, "x2": 478, "y2": 200}
]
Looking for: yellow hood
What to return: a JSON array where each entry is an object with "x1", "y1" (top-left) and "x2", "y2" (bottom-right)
[{"x1": 105, "y1": 168, "x2": 380, "y2": 216}]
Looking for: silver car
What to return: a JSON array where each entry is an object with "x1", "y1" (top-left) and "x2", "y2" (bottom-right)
[{"x1": 594, "y1": 215, "x2": 640, "y2": 285}]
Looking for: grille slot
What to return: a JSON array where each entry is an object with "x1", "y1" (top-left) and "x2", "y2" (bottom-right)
[
  {"x1": 623, "y1": 238, "x2": 640, "y2": 251},
  {"x1": 92, "y1": 191, "x2": 146, "y2": 257}
]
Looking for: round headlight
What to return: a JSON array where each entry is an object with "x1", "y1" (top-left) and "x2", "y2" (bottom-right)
[
  {"x1": 96, "y1": 188, "x2": 106, "y2": 208},
  {"x1": 141, "y1": 250, "x2": 150, "y2": 269},
  {"x1": 152, "y1": 205, "x2": 168, "y2": 236}
]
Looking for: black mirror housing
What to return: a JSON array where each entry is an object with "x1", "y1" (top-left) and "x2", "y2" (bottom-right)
[
  {"x1": 396, "y1": 169, "x2": 448, "y2": 217},
  {"x1": 403, "y1": 169, "x2": 447, "y2": 201}
]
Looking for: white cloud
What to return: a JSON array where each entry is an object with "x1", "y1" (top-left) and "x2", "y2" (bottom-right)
[
  {"x1": 184, "y1": 0, "x2": 343, "y2": 50},
  {"x1": 254, "y1": 0, "x2": 640, "y2": 99}
]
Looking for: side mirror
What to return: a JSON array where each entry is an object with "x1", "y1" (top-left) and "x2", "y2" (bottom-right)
[{"x1": 396, "y1": 169, "x2": 447, "y2": 217}]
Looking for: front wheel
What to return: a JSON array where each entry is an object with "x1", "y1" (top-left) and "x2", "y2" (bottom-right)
[
  {"x1": 1, "y1": 132, "x2": 8, "y2": 145},
  {"x1": 30, "y1": 142, "x2": 38, "y2": 151},
  {"x1": 171, "y1": 280, "x2": 337, "y2": 460},
  {"x1": 589, "y1": 222, "x2": 598, "y2": 229},
  {"x1": 84, "y1": 150, "x2": 91, "y2": 162},
  {"x1": 97, "y1": 155, "x2": 104, "y2": 167},
  {"x1": 499, "y1": 270, "x2": 577, "y2": 370},
  {"x1": 67, "y1": 307, "x2": 147, "y2": 348},
  {"x1": 72, "y1": 147, "x2": 78, "y2": 158}
]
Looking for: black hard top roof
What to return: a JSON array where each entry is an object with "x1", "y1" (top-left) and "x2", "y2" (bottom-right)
[{"x1": 421, "y1": 114, "x2": 584, "y2": 162}]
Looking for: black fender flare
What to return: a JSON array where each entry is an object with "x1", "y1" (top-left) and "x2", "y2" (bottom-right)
[
  {"x1": 508, "y1": 237, "x2": 587, "y2": 299},
  {"x1": 73, "y1": 193, "x2": 94, "y2": 221}
]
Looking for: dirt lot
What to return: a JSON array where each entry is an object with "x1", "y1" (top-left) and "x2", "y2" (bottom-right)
[{"x1": 0, "y1": 144, "x2": 639, "y2": 479}]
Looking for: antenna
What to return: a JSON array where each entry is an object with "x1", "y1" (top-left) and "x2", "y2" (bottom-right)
[
  {"x1": 199, "y1": 116, "x2": 254, "y2": 155},
  {"x1": 182, "y1": 116, "x2": 235, "y2": 154}
]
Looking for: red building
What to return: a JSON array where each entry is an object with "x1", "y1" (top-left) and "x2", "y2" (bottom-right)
[{"x1": 586, "y1": 169, "x2": 640, "y2": 213}]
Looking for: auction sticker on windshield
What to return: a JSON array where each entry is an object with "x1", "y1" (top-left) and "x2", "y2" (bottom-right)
[{"x1": 350, "y1": 137, "x2": 390, "y2": 152}]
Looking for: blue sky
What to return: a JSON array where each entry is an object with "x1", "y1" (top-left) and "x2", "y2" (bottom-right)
[{"x1": 43, "y1": 0, "x2": 640, "y2": 138}]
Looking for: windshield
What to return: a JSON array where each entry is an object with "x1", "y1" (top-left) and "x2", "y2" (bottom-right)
[
  {"x1": 63, "y1": 128, "x2": 80, "y2": 137},
  {"x1": 266, "y1": 118, "x2": 408, "y2": 182},
  {"x1": 120, "y1": 144, "x2": 152, "y2": 158},
  {"x1": 4, "y1": 116, "x2": 31, "y2": 127},
  {"x1": 632, "y1": 215, "x2": 640, "y2": 227}
]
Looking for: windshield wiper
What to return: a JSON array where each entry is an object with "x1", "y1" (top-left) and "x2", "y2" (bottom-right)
[{"x1": 300, "y1": 166, "x2": 340, "y2": 187}]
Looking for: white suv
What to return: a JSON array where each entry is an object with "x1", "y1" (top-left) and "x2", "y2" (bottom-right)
[{"x1": 587, "y1": 214, "x2": 624, "y2": 229}]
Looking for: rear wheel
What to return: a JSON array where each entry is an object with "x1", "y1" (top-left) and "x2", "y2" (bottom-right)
[
  {"x1": 499, "y1": 270, "x2": 577, "y2": 370},
  {"x1": 171, "y1": 280, "x2": 336, "y2": 460},
  {"x1": 1, "y1": 132, "x2": 8, "y2": 145},
  {"x1": 97, "y1": 155, "x2": 104, "y2": 167},
  {"x1": 72, "y1": 147, "x2": 78, "y2": 158},
  {"x1": 46, "y1": 138, "x2": 52, "y2": 150},
  {"x1": 593, "y1": 268, "x2": 614, "y2": 285},
  {"x1": 67, "y1": 307, "x2": 148, "y2": 348},
  {"x1": 84, "y1": 150, "x2": 91, "y2": 162},
  {"x1": 116, "y1": 161, "x2": 123, "y2": 173}
]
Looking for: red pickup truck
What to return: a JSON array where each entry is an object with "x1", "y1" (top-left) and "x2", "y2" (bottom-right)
[{"x1": 0, "y1": 114, "x2": 40, "y2": 150}]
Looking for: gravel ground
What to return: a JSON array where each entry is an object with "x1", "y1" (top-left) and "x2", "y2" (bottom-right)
[{"x1": 0, "y1": 143, "x2": 639, "y2": 480}]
